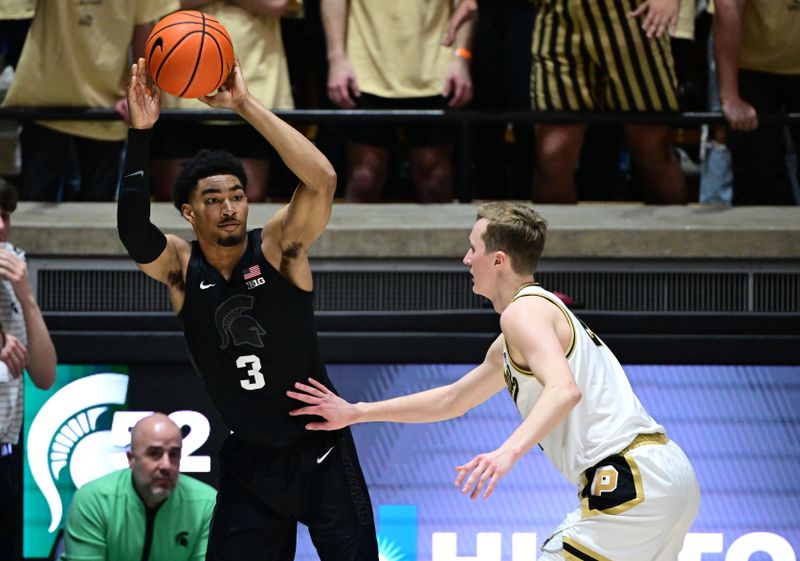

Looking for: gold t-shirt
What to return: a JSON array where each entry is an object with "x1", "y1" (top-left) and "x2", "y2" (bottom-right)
[
  {"x1": 739, "y1": 0, "x2": 800, "y2": 75},
  {"x1": 673, "y1": 0, "x2": 696, "y2": 40},
  {"x1": 3, "y1": 0, "x2": 178, "y2": 141},
  {"x1": 162, "y1": 1, "x2": 295, "y2": 113},
  {"x1": 0, "y1": 0, "x2": 35, "y2": 20},
  {"x1": 347, "y1": 0, "x2": 452, "y2": 98}
]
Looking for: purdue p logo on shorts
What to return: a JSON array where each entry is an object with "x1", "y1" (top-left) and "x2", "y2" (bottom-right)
[
  {"x1": 580, "y1": 454, "x2": 644, "y2": 517},
  {"x1": 590, "y1": 466, "x2": 619, "y2": 496}
]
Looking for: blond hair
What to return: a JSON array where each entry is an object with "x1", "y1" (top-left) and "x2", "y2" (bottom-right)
[{"x1": 476, "y1": 202, "x2": 547, "y2": 275}]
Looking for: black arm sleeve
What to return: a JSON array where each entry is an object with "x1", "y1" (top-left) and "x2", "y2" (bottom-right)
[{"x1": 116, "y1": 128, "x2": 168, "y2": 264}]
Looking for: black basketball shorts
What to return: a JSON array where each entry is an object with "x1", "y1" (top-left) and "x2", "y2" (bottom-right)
[{"x1": 206, "y1": 429, "x2": 378, "y2": 561}]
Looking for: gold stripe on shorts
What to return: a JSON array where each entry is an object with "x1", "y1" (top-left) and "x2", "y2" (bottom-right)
[{"x1": 563, "y1": 537, "x2": 613, "y2": 561}]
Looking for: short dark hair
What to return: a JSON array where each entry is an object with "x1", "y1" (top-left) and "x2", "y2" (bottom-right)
[
  {"x1": 477, "y1": 202, "x2": 547, "y2": 275},
  {"x1": 172, "y1": 149, "x2": 248, "y2": 210},
  {"x1": 0, "y1": 178, "x2": 19, "y2": 214}
]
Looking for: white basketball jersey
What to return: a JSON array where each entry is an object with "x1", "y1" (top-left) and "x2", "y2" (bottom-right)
[{"x1": 502, "y1": 284, "x2": 663, "y2": 485}]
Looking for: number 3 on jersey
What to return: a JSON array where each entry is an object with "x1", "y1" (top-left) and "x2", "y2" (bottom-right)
[{"x1": 236, "y1": 355, "x2": 265, "y2": 390}]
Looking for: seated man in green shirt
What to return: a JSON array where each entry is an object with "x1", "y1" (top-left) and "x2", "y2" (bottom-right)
[{"x1": 63, "y1": 413, "x2": 217, "y2": 561}]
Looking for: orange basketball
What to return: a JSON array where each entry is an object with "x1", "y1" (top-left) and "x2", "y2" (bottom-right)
[{"x1": 145, "y1": 10, "x2": 234, "y2": 99}]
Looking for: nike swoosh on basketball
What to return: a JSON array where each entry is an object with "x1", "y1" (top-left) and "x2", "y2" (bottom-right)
[
  {"x1": 200, "y1": 281, "x2": 216, "y2": 290},
  {"x1": 125, "y1": 170, "x2": 144, "y2": 178},
  {"x1": 317, "y1": 446, "x2": 334, "y2": 464}
]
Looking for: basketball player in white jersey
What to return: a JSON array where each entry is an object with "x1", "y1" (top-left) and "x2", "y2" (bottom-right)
[{"x1": 287, "y1": 201, "x2": 700, "y2": 561}]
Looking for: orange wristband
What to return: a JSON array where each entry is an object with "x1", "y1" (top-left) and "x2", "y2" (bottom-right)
[{"x1": 454, "y1": 47, "x2": 472, "y2": 61}]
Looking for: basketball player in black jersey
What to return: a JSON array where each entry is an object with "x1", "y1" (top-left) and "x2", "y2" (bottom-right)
[{"x1": 117, "y1": 58, "x2": 378, "y2": 561}]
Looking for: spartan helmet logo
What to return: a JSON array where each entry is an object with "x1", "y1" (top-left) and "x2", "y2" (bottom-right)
[
  {"x1": 27, "y1": 373, "x2": 130, "y2": 532},
  {"x1": 215, "y1": 294, "x2": 266, "y2": 349}
]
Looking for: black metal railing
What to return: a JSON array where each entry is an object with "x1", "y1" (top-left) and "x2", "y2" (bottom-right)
[{"x1": 2, "y1": 107, "x2": 798, "y2": 201}]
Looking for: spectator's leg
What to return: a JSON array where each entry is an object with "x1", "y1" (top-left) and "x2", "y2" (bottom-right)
[
  {"x1": 0, "y1": 18, "x2": 32, "y2": 69},
  {"x1": 785, "y1": 127, "x2": 800, "y2": 204},
  {"x1": 727, "y1": 70, "x2": 790, "y2": 205},
  {"x1": 504, "y1": 0, "x2": 536, "y2": 199},
  {"x1": 625, "y1": 125, "x2": 688, "y2": 204},
  {"x1": 152, "y1": 159, "x2": 181, "y2": 202},
  {"x1": 75, "y1": 137, "x2": 124, "y2": 201},
  {"x1": 781, "y1": 74, "x2": 800, "y2": 204},
  {"x1": 0, "y1": 447, "x2": 22, "y2": 561},
  {"x1": 533, "y1": 124, "x2": 587, "y2": 204},
  {"x1": 242, "y1": 159, "x2": 270, "y2": 202},
  {"x1": 699, "y1": 29, "x2": 733, "y2": 205},
  {"x1": 409, "y1": 147, "x2": 454, "y2": 203},
  {"x1": 346, "y1": 143, "x2": 388, "y2": 202},
  {"x1": 19, "y1": 123, "x2": 70, "y2": 201}
]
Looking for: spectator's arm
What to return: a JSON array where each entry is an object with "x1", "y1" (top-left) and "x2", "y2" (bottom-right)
[
  {"x1": 116, "y1": 22, "x2": 157, "y2": 123},
  {"x1": 180, "y1": 0, "x2": 211, "y2": 8},
  {"x1": 442, "y1": 2, "x2": 476, "y2": 108},
  {"x1": 230, "y1": 0, "x2": 289, "y2": 17},
  {"x1": 17, "y1": 287, "x2": 56, "y2": 390},
  {"x1": 321, "y1": 0, "x2": 360, "y2": 108},
  {"x1": 443, "y1": 0, "x2": 477, "y2": 46},
  {"x1": 132, "y1": 22, "x2": 153, "y2": 63},
  {"x1": 0, "y1": 249, "x2": 55, "y2": 389},
  {"x1": 628, "y1": 0, "x2": 679, "y2": 38},
  {"x1": 714, "y1": 0, "x2": 757, "y2": 130},
  {"x1": 449, "y1": 0, "x2": 477, "y2": 53},
  {"x1": 321, "y1": 0, "x2": 347, "y2": 64}
]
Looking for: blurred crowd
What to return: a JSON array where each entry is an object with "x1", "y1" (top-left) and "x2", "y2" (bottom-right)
[{"x1": 0, "y1": 0, "x2": 797, "y2": 206}]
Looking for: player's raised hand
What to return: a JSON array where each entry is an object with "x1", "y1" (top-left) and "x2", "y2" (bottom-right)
[
  {"x1": 454, "y1": 447, "x2": 519, "y2": 500},
  {"x1": 127, "y1": 57, "x2": 161, "y2": 130},
  {"x1": 200, "y1": 58, "x2": 249, "y2": 110},
  {"x1": 287, "y1": 377, "x2": 357, "y2": 430}
]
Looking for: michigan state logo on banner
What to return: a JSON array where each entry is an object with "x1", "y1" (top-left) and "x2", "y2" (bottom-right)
[{"x1": 27, "y1": 371, "x2": 130, "y2": 532}]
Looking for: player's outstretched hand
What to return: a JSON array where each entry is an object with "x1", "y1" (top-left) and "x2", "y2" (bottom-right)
[
  {"x1": 287, "y1": 377, "x2": 357, "y2": 430},
  {"x1": 200, "y1": 58, "x2": 249, "y2": 110},
  {"x1": 454, "y1": 447, "x2": 519, "y2": 500},
  {"x1": 127, "y1": 58, "x2": 161, "y2": 130}
]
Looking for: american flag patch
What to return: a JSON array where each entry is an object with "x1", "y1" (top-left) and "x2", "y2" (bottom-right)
[{"x1": 243, "y1": 264, "x2": 261, "y2": 280}]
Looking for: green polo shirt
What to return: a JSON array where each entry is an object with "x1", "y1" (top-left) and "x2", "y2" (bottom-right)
[{"x1": 63, "y1": 469, "x2": 217, "y2": 561}]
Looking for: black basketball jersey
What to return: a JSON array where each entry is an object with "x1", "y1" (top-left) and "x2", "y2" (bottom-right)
[{"x1": 179, "y1": 228, "x2": 332, "y2": 447}]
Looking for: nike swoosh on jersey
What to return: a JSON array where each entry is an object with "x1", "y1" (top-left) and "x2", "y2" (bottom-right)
[
  {"x1": 200, "y1": 281, "x2": 216, "y2": 290},
  {"x1": 317, "y1": 446, "x2": 334, "y2": 464},
  {"x1": 125, "y1": 170, "x2": 144, "y2": 178}
]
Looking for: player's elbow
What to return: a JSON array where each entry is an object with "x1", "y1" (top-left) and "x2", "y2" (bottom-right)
[
  {"x1": 316, "y1": 166, "x2": 337, "y2": 200},
  {"x1": 323, "y1": 166, "x2": 337, "y2": 194},
  {"x1": 564, "y1": 382, "x2": 582, "y2": 408}
]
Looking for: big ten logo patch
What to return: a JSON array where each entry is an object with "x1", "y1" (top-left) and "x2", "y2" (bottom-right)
[{"x1": 246, "y1": 276, "x2": 265, "y2": 290}]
